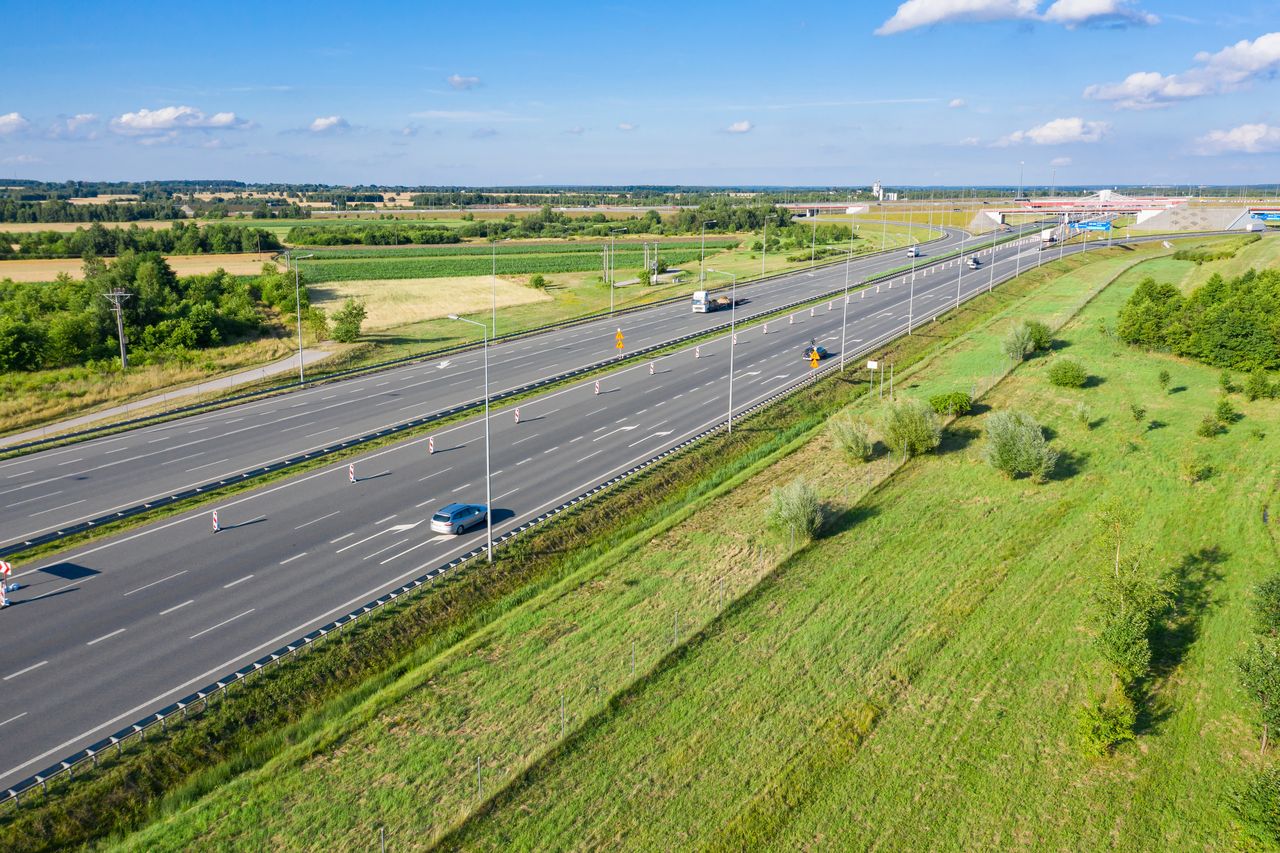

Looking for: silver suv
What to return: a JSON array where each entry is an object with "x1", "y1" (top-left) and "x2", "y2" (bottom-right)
[{"x1": 430, "y1": 503, "x2": 488, "y2": 534}]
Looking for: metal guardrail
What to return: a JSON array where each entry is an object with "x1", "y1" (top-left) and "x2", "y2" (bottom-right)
[
  {"x1": 1, "y1": 230, "x2": 977, "y2": 560},
  {"x1": 0, "y1": 228, "x2": 955, "y2": 456},
  {"x1": 0, "y1": 225, "x2": 1070, "y2": 810}
]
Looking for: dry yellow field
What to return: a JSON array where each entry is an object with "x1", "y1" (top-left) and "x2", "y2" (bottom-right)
[
  {"x1": 67, "y1": 194, "x2": 139, "y2": 205},
  {"x1": 309, "y1": 274, "x2": 552, "y2": 329},
  {"x1": 0, "y1": 252, "x2": 281, "y2": 282},
  {"x1": 0, "y1": 220, "x2": 180, "y2": 234}
]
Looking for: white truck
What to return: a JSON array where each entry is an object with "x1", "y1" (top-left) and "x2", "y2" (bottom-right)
[
  {"x1": 1040, "y1": 228, "x2": 1057, "y2": 246},
  {"x1": 691, "y1": 290, "x2": 737, "y2": 313},
  {"x1": 905, "y1": 246, "x2": 920, "y2": 258}
]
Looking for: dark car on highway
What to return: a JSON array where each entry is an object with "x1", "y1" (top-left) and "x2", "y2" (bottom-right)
[{"x1": 802, "y1": 341, "x2": 829, "y2": 361}]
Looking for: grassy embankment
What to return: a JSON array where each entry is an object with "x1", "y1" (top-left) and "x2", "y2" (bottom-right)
[
  {"x1": 109, "y1": 241, "x2": 1244, "y2": 850},
  {"x1": 0, "y1": 231, "x2": 1101, "y2": 853}
]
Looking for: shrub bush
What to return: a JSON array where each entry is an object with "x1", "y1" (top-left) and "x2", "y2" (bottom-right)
[
  {"x1": 1129, "y1": 402, "x2": 1146, "y2": 423},
  {"x1": 1232, "y1": 766, "x2": 1280, "y2": 848},
  {"x1": 529, "y1": 273, "x2": 549, "y2": 290},
  {"x1": 928, "y1": 390, "x2": 972, "y2": 417},
  {"x1": 1075, "y1": 685, "x2": 1137, "y2": 757},
  {"x1": 1158, "y1": 369, "x2": 1170, "y2": 391},
  {"x1": 881, "y1": 400, "x2": 942, "y2": 458},
  {"x1": 1180, "y1": 455, "x2": 1213, "y2": 483},
  {"x1": 828, "y1": 415, "x2": 874, "y2": 462},
  {"x1": 1246, "y1": 368, "x2": 1273, "y2": 402},
  {"x1": 1072, "y1": 401, "x2": 1092, "y2": 427},
  {"x1": 982, "y1": 409, "x2": 1058, "y2": 482},
  {"x1": 766, "y1": 478, "x2": 824, "y2": 542},
  {"x1": 1215, "y1": 396, "x2": 1239, "y2": 425},
  {"x1": 1002, "y1": 323, "x2": 1035, "y2": 362},
  {"x1": 1025, "y1": 319, "x2": 1053, "y2": 352},
  {"x1": 330, "y1": 298, "x2": 368, "y2": 343},
  {"x1": 1047, "y1": 358, "x2": 1088, "y2": 388}
]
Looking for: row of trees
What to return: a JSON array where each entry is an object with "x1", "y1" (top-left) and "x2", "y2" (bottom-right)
[
  {"x1": 0, "y1": 255, "x2": 300, "y2": 372},
  {"x1": 286, "y1": 223, "x2": 462, "y2": 246},
  {"x1": 0, "y1": 199, "x2": 186, "y2": 224},
  {"x1": 1117, "y1": 269, "x2": 1280, "y2": 371},
  {"x1": 0, "y1": 222, "x2": 282, "y2": 259}
]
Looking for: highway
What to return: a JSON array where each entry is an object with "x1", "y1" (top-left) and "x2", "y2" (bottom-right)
[
  {"x1": 0, "y1": 228, "x2": 1067, "y2": 793},
  {"x1": 0, "y1": 228, "x2": 976, "y2": 554}
]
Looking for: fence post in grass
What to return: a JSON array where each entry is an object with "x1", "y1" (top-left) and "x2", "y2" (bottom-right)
[
  {"x1": 561, "y1": 692, "x2": 565, "y2": 737},
  {"x1": 380, "y1": 826, "x2": 386, "y2": 853},
  {"x1": 674, "y1": 610, "x2": 679, "y2": 646},
  {"x1": 631, "y1": 640, "x2": 635, "y2": 676},
  {"x1": 476, "y1": 756, "x2": 481, "y2": 799}
]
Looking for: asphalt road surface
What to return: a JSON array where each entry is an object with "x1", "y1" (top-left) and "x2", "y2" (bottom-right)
[
  {"x1": 0, "y1": 227, "x2": 1078, "y2": 792},
  {"x1": 0, "y1": 228, "x2": 980, "y2": 553}
]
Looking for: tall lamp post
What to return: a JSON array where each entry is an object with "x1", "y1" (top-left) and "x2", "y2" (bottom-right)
[
  {"x1": 842, "y1": 216, "x2": 855, "y2": 367},
  {"x1": 699, "y1": 219, "x2": 716, "y2": 283},
  {"x1": 706, "y1": 269, "x2": 737, "y2": 434},
  {"x1": 293, "y1": 253, "x2": 314, "y2": 384},
  {"x1": 448, "y1": 315, "x2": 493, "y2": 564},
  {"x1": 609, "y1": 227, "x2": 627, "y2": 313}
]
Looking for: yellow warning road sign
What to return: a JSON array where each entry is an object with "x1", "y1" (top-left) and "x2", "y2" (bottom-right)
[
  {"x1": 615, "y1": 328, "x2": 624, "y2": 351},
  {"x1": 810, "y1": 352, "x2": 820, "y2": 369}
]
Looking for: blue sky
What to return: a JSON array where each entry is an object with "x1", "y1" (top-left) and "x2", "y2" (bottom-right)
[{"x1": 2, "y1": 0, "x2": 1278, "y2": 186}]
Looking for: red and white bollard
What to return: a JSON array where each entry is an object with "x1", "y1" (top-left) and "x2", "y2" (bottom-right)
[
  {"x1": 732, "y1": 333, "x2": 738, "y2": 345},
  {"x1": 212, "y1": 510, "x2": 220, "y2": 534},
  {"x1": 828, "y1": 302, "x2": 833, "y2": 311},
  {"x1": 763, "y1": 323, "x2": 768, "y2": 335},
  {"x1": 810, "y1": 306, "x2": 815, "y2": 317},
  {"x1": 649, "y1": 362, "x2": 655, "y2": 375},
  {"x1": 348, "y1": 463, "x2": 356, "y2": 484},
  {"x1": 514, "y1": 407, "x2": 521, "y2": 424},
  {"x1": 789, "y1": 314, "x2": 794, "y2": 325},
  {"x1": 594, "y1": 379, "x2": 601, "y2": 395},
  {"x1": 695, "y1": 346, "x2": 701, "y2": 359},
  {"x1": 428, "y1": 436, "x2": 435, "y2": 454},
  {"x1": 0, "y1": 560, "x2": 11, "y2": 608}
]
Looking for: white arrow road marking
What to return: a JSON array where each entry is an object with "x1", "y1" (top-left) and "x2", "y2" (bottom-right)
[
  {"x1": 437, "y1": 360, "x2": 452, "y2": 369},
  {"x1": 628, "y1": 430, "x2": 674, "y2": 448},
  {"x1": 593, "y1": 425, "x2": 638, "y2": 442},
  {"x1": 741, "y1": 370, "x2": 762, "y2": 377},
  {"x1": 335, "y1": 520, "x2": 423, "y2": 554}
]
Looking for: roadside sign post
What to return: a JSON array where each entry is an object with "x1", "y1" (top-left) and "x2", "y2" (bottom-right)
[
  {"x1": 0, "y1": 560, "x2": 11, "y2": 608},
  {"x1": 615, "y1": 328, "x2": 624, "y2": 356},
  {"x1": 649, "y1": 362, "x2": 654, "y2": 375},
  {"x1": 594, "y1": 379, "x2": 600, "y2": 395},
  {"x1": 212, "y1": 510, "x2": 220, "y2": 534},
  {"x1": 514, "y1": 407, "x2": 520, "y2": 424},
  {"x1": 810, "y1": 352, "x2": 820, "y2": 370},
  {"x1": 428, "y1": 436, "x2": 435, "y2": 454},
  {"x1": 348, "y1": 463, "x2": 356, "y2": 484}
]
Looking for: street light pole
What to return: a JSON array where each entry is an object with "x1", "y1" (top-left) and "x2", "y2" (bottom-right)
[
  {"x1": 706, "y1": 269, "x2": 737, "y2": 434},
  {"x1": 700, "y1": 219, "x2": 716, "y2": 283},
  {"x1": 293, "y1": 253, "x2": 314, "y2": 385},
  {"x1": 448, "y1": 315, "x2": 493, "y2": 564},
  {"x1": 609, "y1": 228, "x2": 627, "y2": 314},
  {"x1": 955, "y1": 232, "x2": 966, "y2": 310},
  {"x1": 842, "y1": 216, "x2": 854, "y2": 367}
]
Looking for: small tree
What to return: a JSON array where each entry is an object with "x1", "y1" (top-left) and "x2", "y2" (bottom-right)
[
  {"x1": 1220, "y1": 370, "x2": 1237, "y2": 394},
  {"x1": 1076, "y1": 683, "x2": 1137, "y2": 757},
  {"x1": 881, "y1": 400, "x2": 942, "y2": 458},
  {"x1": 1129, "y1": 402, "x2": 1147, "y2": 423},
  {"x1": 1002, "y1": 323, "x2": 1035, "y2": 362},
  {"x1": 1092, "y1": 556, "x2": 1170, "y2": 687},
  {"x1": 766, "y1": 478, "x2": 823, "y2": 544},
  {"x1": 1072, "y1": 401, "x2": 1092, "y2": 427},
  {"x1": 1238, "y1": 638, "x2": 1280, "y2": 754},
  {"x1": 304, "y1": 306, "x2": 329, "y2": 343},
  {"x1": 1245, "y1": 369, "x2": 1273, "y2": 402},
  {"x1": 1215, "y1": 396, "x2": 1238, "y2": 425},
  {"x1": 1158, "y1": 369, "x2": 1171, "y2": 392},
  {"x1": 1196, "y1": 414, "x2": 1222, "y2": 438},
  {"x1": 982, "y1": 410, "x2": 1058, "y2": 482},
  {"x1": 1047, "y1": 358, "x2": 1088, "y2": 388},
  {"x1": 829, "y1": 415, "x2": 874, "y2": 462},
  {"x1": 330, "y1": 298, "x2": 368, "y2": 343},
  {"x1": 529, "y1": 273, "x2": 550, "y2": 290}
]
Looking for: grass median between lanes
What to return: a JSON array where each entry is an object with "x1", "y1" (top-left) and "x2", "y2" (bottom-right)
[
  {"x1": 0, "y1": 224, "x2": 1093, "y2": 853},
  {"x1": 99, "y1": 244, "x2": 1188, "y2": 850}
]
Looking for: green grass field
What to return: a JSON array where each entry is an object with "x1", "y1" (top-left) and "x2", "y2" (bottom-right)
[{"x1": 111, "y1": 239, "x2": 1277, "y2": 851}]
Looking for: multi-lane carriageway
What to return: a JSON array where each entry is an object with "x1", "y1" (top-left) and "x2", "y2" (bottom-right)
[
  {"x1": 0, "y1": 228, "x2": 975, "y2": 555},
  {"x1": 0, "y1": 225, "x2": 1075, "y2": 794}
]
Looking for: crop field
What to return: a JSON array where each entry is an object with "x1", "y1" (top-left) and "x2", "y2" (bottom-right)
[
  {"x1": 0, "y1": 252, "x2": 281, "y2": 282},
  {"x1": 309, "y1": 275, "x2": 552, "y2": 330},
  {"x1": 295, "y1": 238, "x2": 740, "y2": 259},
  {"x1": 301, "y1": 247, "x2": 715, "y2": 284},
  {"x1": 116, "y1": 240, "x2": 1271, "y2": 851}
]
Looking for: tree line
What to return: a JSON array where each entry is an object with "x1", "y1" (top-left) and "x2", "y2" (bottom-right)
[
  {"x1": 286, "y1": 223, "x2": 463, "y2": 246},
  {"x1": 0, "y1": 222, "x2": 282, "y2": 259},
  {"x1": 1117, "y1": 268, "x2": 1280, "y2": 371},
  {"x1": 0, "y1": 255, "x2": 305, "y2": 372}
]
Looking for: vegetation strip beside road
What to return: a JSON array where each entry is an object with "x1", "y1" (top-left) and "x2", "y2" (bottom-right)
[{"x1": 0, "y1": 226, "x2": 1083, "y2": 852}]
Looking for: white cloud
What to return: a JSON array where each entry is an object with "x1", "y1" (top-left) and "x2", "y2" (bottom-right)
[
  {"x1": 1050, "y1": 156, "x2": 1073, "y2": 166},
  {"x1": 309, "y1": 115, "x2": 350, "y2": 133},
  {"x1": 958, "y1": 136, "x2": 981, "y2": 146},
  {"x1": 1194, "y1": 123, "x2": 1280, "y2": 155},
  {"x1": 1042, "y1": 0, "x2": 1157, "y2": 28},
  {"x1": 447, "y1": 74, "x2": 482, "y2": 90},
  {"x1": 1085, "y1": 31, "x2": 1280, "y2": 109},
  {"x1": 0, "y1": 112, "x2": 31, "y2": 135},
  {"x1": 876, "y1": 0, "x2": 1155, "y2": 34},
  {"x1": 995, "y1": 116, "x2": 1110, "y2": 146},
  {"x1": 47, "y1": 113, "x2": 99, "y2": 139},
  {"x1": 618, "y1": 122, "x2": 637, "y2": 131},
  {"x1": 877, "y1": 0, "x2": 1037, "y2": 35},
  {"x1": 471, "y1": 127, "x2": 498, "y2": 139},
  {"x1": 565, "y1": 125, "x2": 585, "y2": 135},
  {"x1": 1, "y1": 153, "x2": 42, "y2": 165},
  {"x1": 948, "y1": 98, "x2": 967, "y2": 108},
  {"x1": 726, "y1": 120, "x2": 753, "y2": 133},
  {"x1": 110, "y1": 105, "x2": 249, "y2": 136}
]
